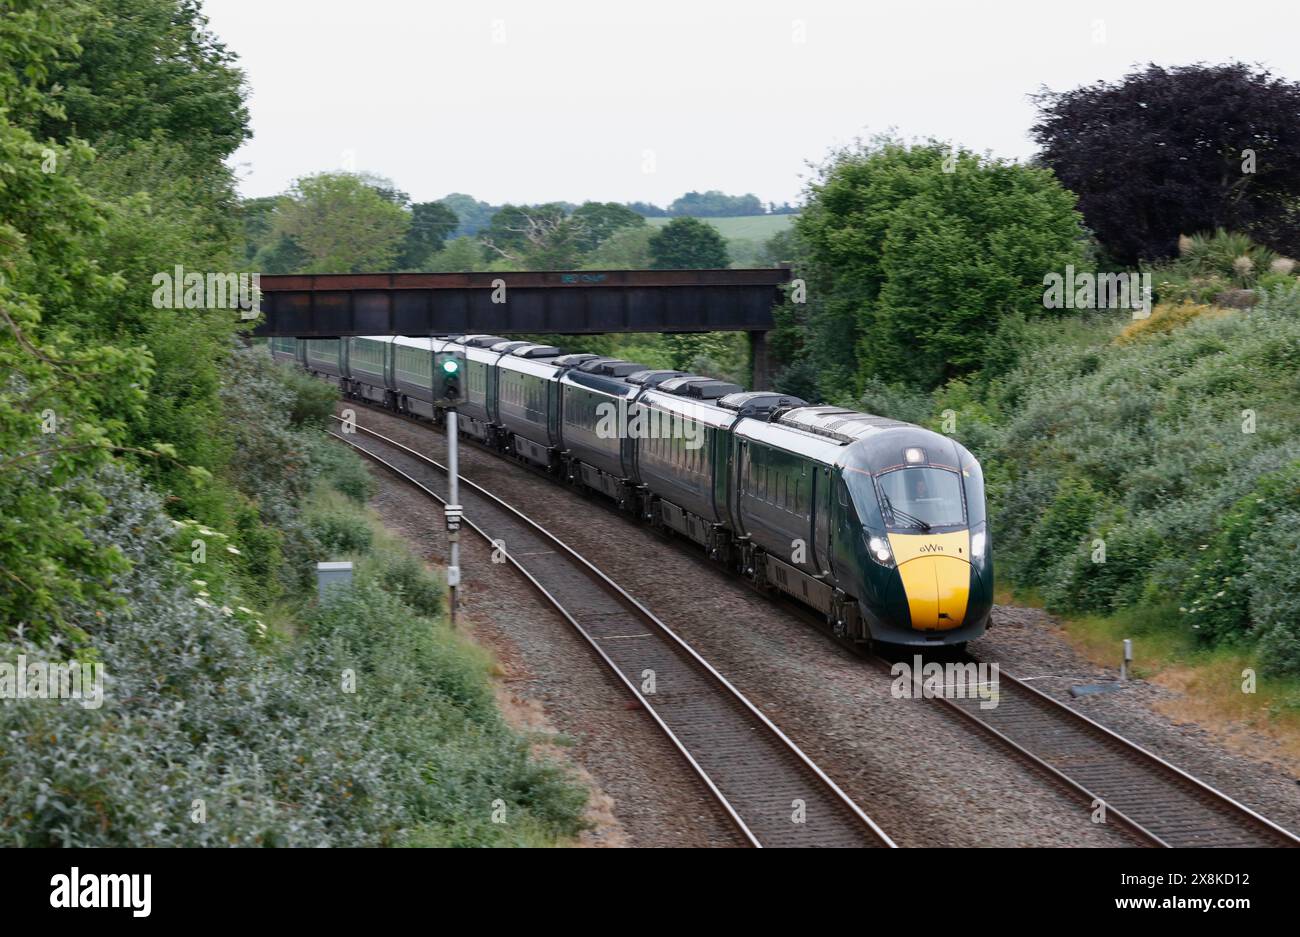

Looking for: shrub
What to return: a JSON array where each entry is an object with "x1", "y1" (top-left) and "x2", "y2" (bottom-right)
[
  {"x1": 309, "y1": 510, "x2": 373, "y2": 556},
  {"x1": 988, "y1": 290, "x2": 1300, "y2": 669},
  {"x1": 368, "y1": 548, "x2": 444, "y2": 618},
  {"x1": 1116, "y1": 301, "x2": 1227, "y2": 344},
  {"x1": 308, "y1": 433, "x2": 376, "y2": 503},
  {"x1": 1182, "y1": 462, "x2": 1300, "y2": 671},
  {"x1": 0, "y1": 465, "x2": 587, "y2": 846},
  {"x1": 274, "y1": 361, "x2": 338, "y2": 428}
]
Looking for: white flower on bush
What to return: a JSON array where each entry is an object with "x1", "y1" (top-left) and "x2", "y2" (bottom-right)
[
  {"x1": 220, "y1": 606, "x2": 234, "y2": 617},
  {"x1": 238, "y1": 606, "x2": 254, "y2": 615},
  {"x1": 194, "y1": 597, "x2": 211, "y2": 609},
  {"x1": 192, "y1": 579, "x2": 207, "y2": 587},
  {"x1": 226, "y1": 546, "x2": 241, "y2": 556}
]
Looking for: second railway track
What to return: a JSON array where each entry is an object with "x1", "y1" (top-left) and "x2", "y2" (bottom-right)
[
  {"x1": 929, "y1": 659, "x2": 1300, "y2": 848},
  {"x1": 329, "y1": 417, "x2": 894, "y2": 848}
]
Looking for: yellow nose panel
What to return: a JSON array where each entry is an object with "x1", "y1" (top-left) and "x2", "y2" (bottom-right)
[{"x1": 888, "y1": 532, "x2": 971, "y2": 631}]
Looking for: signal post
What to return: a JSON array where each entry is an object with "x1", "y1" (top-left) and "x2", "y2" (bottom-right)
[{"x1": 434, "y1": 348, "x2": 465, "y2": 627}]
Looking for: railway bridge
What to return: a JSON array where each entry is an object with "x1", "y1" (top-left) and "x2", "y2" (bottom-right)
[{"x1": 251, "y1": 268, "x2": 792, "y2": 388}]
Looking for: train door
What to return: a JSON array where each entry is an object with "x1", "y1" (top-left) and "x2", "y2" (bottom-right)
[
  {"x1": 812, "y1": 465, "x2": 833, "y2": 576},
  {"x1": 547, "y1": 378, "x2": 561, "y2": 448},
  {"x1": 830, "y1": 467, "x2": 857, "y2": 578},
  {"x1": 730, "y1": 438, "x2": 750, "y2": 537}
]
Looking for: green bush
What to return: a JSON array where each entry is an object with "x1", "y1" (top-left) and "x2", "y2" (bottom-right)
[
  {"x1": 309, "y1": 511, "x2": 374, "y2": 556},
  {"x1": 275, "y1": 361, "x2": 339, "y2": 428},
  {"x1": 0, "y1": 465, "x2": 586, "y2": 846},
  {"x1": 1182, "y1": 463, "x2": 1300, "y2": 672},
  {"x1": 368, "y1": 548, "x2": 444, "y2": 617},
  {"x1": 985, "y1": 289, "x2": 1300, "y2": 671},
  {"x1": 308, "y1": 433, "x2": 376, "y2": 503}
]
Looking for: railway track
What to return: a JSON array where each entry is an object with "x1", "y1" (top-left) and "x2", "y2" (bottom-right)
[
  {"x1": 924, "y1": 658, "x2": 1300, "y2": 847},
  {"x1": 334, "y1": 401, "x2": 1300, "y2": 849},
  {"x1": 328, "y1": 416, "x2": 895, "y2": 848}
]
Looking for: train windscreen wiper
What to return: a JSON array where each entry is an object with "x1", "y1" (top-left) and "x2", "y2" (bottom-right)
[{"x1": 881, "y1": 494, "x2": 931, "y2": 531}]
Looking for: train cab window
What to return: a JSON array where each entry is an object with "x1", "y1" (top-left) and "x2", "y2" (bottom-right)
[{"x1": 875, "y1": 467, "x2": 965, "y2": 530}]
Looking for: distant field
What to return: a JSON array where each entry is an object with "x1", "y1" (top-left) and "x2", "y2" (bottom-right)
[{"x1": 646, "y1": 214, "x2": 797, "y2": 240}]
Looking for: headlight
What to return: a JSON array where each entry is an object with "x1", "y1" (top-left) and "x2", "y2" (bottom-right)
[
  {"x1": 868, "y1": 535, "x2": 894, "y2": 567},
  {"x1": 971, "y1": 528, "x2": 988, "y2": 560}
]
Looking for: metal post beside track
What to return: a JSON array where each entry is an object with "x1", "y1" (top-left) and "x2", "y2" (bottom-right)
[{"x1": 445, "y1": 408, "x2": 461, "y2": 627}]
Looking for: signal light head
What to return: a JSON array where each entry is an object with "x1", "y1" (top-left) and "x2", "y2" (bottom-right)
[{"x1": 442, "y1": 358, "x2": 460, "y2": 374}]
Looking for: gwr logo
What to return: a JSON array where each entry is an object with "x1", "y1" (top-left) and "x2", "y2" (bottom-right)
[{"x1": 918, "y1": 543, "x2": 944, "y2": 553}]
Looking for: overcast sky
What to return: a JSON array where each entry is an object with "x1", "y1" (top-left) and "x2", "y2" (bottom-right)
[{"x1": 204, "y1": 0, "x2": 1300, "y2": 207}]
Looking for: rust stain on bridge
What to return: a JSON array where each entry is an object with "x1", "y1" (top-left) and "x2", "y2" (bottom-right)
[{"x1": 252, "y1": 268, "x2": 791, "y2": 338}]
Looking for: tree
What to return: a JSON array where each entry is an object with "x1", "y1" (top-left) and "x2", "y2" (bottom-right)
[
  {"x1": 396, "y1": 201, "x2": 460, "y2": 269},
  {"x1": 569, "y1": 202, "x2": 645, "y2": 253},
  {"x1": 669, "y1": 190, "x2": 764, "y2": 217},
  {"x1": 427, "y1": 236, "x2": 486, "y2": 272},
  {"x1": 649, "y1": 217, "x2": 730, "y2": 269},
  {"x1": 272, "y1": 173, "x2": 411, "y2": 273},
  {"x1": 626, "y1": 201, "x2": 668, "y2": 217},
  {"x1": 798, "y1": 137, "x2": 1087, "y2": 390},
  {"x1": 480, "y1": 203, "x2": 580, "y2": 268},
  {"x1": 0, "y1": 0, "x2": 167, "y2": 636},
  {"x1": 439, "y1": 193, "x2": 497, "y2": 236},
  {"x1": 35, "y1": 0, "x2": 250, "y2": 165},
  {"x1": 582, "y1": 226, "x2": 655, "y2": 270},
  {"x1": 1033, "y1": 63, "x2": 1300, "y2": 264},
  {"x1": 648, "y1": 219, "x2": 733, "y2": 372}
]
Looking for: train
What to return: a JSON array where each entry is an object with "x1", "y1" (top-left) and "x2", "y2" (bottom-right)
[{"x1": 271, "y1": 333, "x2": 993, "y2": 648}]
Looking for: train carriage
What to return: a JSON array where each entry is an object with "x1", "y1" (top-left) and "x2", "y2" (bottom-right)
[
  {"x1": 269, "y1": 336, "x2": 298, "y2": 364},
  {"x1": 441, "y1": 335, "x2": 507, "y2": 443},
  {"x1": 558, "y1": 358, "x2": 648, "y2": 503},
  {"x1": 391, "y1": 336, "x2": 442, "y2": 419},
  {"x1": 633, "y1": 379, "x2": 739, "y2": 551},
  {"x1": 494, "y1": 344, "x2": 563, "y2": 467},
  {"x1": 345, "y1": 336, "x2": 394, "y2": 405},
  {"x1": 730, "y1": 416, "x2": 841, "y2": 615},
  {"x1": 302, "y1": 339, "x2": 343, "y2": 385}
]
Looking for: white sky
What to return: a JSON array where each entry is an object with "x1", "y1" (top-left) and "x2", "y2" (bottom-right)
[{"x1": 204, "y1": 0, "x2": 1300, "y2": 207}]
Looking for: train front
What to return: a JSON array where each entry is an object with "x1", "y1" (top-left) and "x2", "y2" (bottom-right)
[{"x1": 838, "y1": 428, "x2": 993, "y2": 647}]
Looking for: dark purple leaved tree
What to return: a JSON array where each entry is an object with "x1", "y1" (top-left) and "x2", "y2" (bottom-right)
[{"x1": 1032, "y1": 63, "x2": 1300, "y2": 264}]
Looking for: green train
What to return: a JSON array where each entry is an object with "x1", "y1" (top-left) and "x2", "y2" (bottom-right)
[{"x1": 277, "y1": 334, "x2": 992, "y2": 647}]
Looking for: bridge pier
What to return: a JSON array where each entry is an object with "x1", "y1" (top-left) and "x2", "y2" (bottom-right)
[{"x1": 749, "y1": 330, "x2": 772, "y2": 390}]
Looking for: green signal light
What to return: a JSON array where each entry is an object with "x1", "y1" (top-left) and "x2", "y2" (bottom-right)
[{"x1": 442, "y1": 358, "x2": 460, "y2": 374}]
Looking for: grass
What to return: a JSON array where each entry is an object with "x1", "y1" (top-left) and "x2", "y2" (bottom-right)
[
  {"x1": 645, "y1": 213, "x2": 797, "y2": 240},
  {"x1": 301, "y1": 459, "x2": 590, "y2": 846}
]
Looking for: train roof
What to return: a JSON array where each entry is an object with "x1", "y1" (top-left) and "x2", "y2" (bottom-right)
[
  {"x1": 509, "y1": 343, "x2": 561, "y2": 358},
  {"x1": 577, "y1": 358, "x2": 647, "y2": 377},
  {"x1": 775, "y1": 406, "x2": 909, "y2": 444},
  {"x1": 392, "y1": 335, "x2": 441, "y2": 350},
  {"x1": 626, "y1": 369, "x2": 686, "y2": 387}
]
